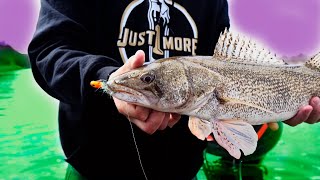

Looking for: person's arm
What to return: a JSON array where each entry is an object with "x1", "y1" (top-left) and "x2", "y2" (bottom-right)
[
  {"x1": 28, "y1": 0, "x2": 119, "y2": 105},
  {"x1": 28, "y1": 0, "x2": 180, "y2": 133},
  {"x1": 216, "y1": 0, "x2": 230, "y2": 33}
]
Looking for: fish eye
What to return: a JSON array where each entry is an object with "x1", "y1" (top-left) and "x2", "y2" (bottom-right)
[{"x1": 140, "y1": 73, "x2": 155, "y2": 84}]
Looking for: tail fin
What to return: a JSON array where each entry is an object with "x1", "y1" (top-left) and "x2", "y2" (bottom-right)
[{"x1": 305, "y1": 52, "x2": 320, "y2": 71}]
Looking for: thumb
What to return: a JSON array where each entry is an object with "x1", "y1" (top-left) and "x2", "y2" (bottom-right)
[
  {"x1": 129, "y1": 50, "x2": 145, "y2": 69},
  {"x1": 110, "y1": 50, "x2": 145, "y2": 79}
]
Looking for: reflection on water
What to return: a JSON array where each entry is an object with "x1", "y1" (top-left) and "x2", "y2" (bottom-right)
[
  {"x1": 0, "y1": 69, "x2": 320, "y2": 180},
  {"x1": 0, "y1": 69, "x2": 66, "y2": 180}
]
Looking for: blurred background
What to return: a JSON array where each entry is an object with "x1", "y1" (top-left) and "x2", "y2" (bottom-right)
[{"x1": 0, "y1": 0, "x2": 319, "y2": 179}]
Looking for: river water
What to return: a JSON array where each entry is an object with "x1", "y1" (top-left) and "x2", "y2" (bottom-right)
[
  {"x1": 0, "y1": 69, "x2": 65, "y2": 180},
  {"x1": 1, "y1": 69, "x2": 320, "y2": 179}
]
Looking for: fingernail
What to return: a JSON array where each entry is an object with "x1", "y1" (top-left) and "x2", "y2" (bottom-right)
[
  {"x1": 313, "y1": 97, "x2": 320, "y2": 106},
  {"x1": 317, "y1": 97, "x2": 320, "y2": 106},
  {"x1": 135, "y1": 50, "x2": 143, "y2": 56}
]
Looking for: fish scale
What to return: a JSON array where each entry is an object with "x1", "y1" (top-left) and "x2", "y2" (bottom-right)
[
  {"x1": 91, "y1": 30, "x2": 320, "y2": 159},
  {"x1": 176, "y1": 57, "x2": 320, "y2": 123}
]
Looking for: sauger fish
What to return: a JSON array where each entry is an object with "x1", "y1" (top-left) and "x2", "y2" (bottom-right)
[{"x1": 90, "y1": 30, "x2": 320, "y2": 159}]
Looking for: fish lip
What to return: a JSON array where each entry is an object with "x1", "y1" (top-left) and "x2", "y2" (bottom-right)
[{"x1": 106, "y1": 82, "x2": 151, "y2": 105}]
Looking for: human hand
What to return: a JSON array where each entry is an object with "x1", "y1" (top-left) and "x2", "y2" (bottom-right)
[
  {"x1": 284, "y1": 97, "x2": 320, "y2": 126},
  {"x1": 268, "y1": 97, "x2": 320, "y2": 131},
  {"x1": 109, "y1": 50, "x2": 181, "y2": 134}
]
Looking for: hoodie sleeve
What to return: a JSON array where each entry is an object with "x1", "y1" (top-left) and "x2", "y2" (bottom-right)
[
  {"x1": 28, "y1": 0, "x2": 119, "y2": 105},
  {"x1": 217, "y1": 0, "x2": 230, "y2": 32}
]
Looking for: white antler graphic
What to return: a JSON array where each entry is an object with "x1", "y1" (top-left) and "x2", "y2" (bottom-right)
[{"x1": 147, "y1": 0, "x2": 171, "y2": 61}]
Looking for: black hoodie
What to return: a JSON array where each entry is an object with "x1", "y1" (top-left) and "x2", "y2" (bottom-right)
[{"x1": 28, "y1": 0, "x2": 230, "y2": 179}]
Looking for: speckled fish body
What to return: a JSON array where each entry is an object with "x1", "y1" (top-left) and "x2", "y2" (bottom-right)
[
  {"x1": 172, "y1": 56, "x2": 320, "y2": 124},
  {"x1": 93, "y1": 30, "x2": 320, "y2": 159}
]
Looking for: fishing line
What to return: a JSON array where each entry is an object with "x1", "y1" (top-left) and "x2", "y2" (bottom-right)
[{"x1": 125, "y1": 103, "x2": 149, "y2": 180}]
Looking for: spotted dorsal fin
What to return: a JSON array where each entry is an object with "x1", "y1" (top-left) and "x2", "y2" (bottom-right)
[
  {"x1": 213, "y1": 29, "x2": 286, "y2": 65},
  {"x1": 305, "y1": 52, "x2": 320, "y2": 72}
]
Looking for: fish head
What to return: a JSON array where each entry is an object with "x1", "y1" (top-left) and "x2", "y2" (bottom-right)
[{"x1": 106, "y1": 58, "x2": 191, "y2": 112}]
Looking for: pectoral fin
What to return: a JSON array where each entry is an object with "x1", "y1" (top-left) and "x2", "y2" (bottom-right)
[
  {"x1": 212, "y1": 119, "x2": 258, "y2": 159},
  {"x1": 188, "y1": 116, "x2": 258, "y2": 159},
  {"x1": 188, "y1": 116, "x2": 212, "y2": 141}
]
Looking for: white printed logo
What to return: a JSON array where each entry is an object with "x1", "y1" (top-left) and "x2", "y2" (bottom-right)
[{"x1": 117, "y1": 0, "x2": 198, "y2": 62}]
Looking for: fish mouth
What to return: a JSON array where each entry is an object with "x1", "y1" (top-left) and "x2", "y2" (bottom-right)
[{"x1": 106, "y1": 82, "x2": 151, "y2": 106}]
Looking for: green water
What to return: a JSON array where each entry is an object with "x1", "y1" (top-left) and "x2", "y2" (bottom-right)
[
  {"x1": 0, "y1": 69, "x2": 66, "y2": 180},
  {"x1": 1, "y1": 69, "x2": 320, "y2": 179}
]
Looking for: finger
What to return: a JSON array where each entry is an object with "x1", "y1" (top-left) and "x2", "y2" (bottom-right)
[
  {"x1": 158, "y1": 113, "x2": 170, "y2": 130},
  {"x1": 306, "y1": 97, "x2": 320, "y2": 124},
  {"x1": 130, "y1": 50, "x2": 145, "y2": 69},
  {"x1": 113, "y1": 98, "x2": 150, "y2": 121},
  {"x1": 284, "y1": 105, "x2": 313, "y2": 126},
  {"x1": 267, "y1": 122, "x2": 279, "y2": 131},
  {"x1": 109, "y1": 50, "x2": 145, "y2": 79},
  {"x1": 131, "y1": 110, "x2": 165, "y2": 134},
  {"x1": 168, "y1": 113, "x2": 181, "y2": 128}
]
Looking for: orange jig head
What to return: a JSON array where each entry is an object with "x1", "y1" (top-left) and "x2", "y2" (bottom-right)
[{"x1": 90, "y1": 80, "x2": 103, "y2": 89}]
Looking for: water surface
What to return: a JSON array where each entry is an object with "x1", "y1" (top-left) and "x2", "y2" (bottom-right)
[
  {"x1": 1, "y1": 69, "x2": 320, "y2": 179},
  {"x1": 0, "y1": 69, "x2": 65, "y2": 180}
]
